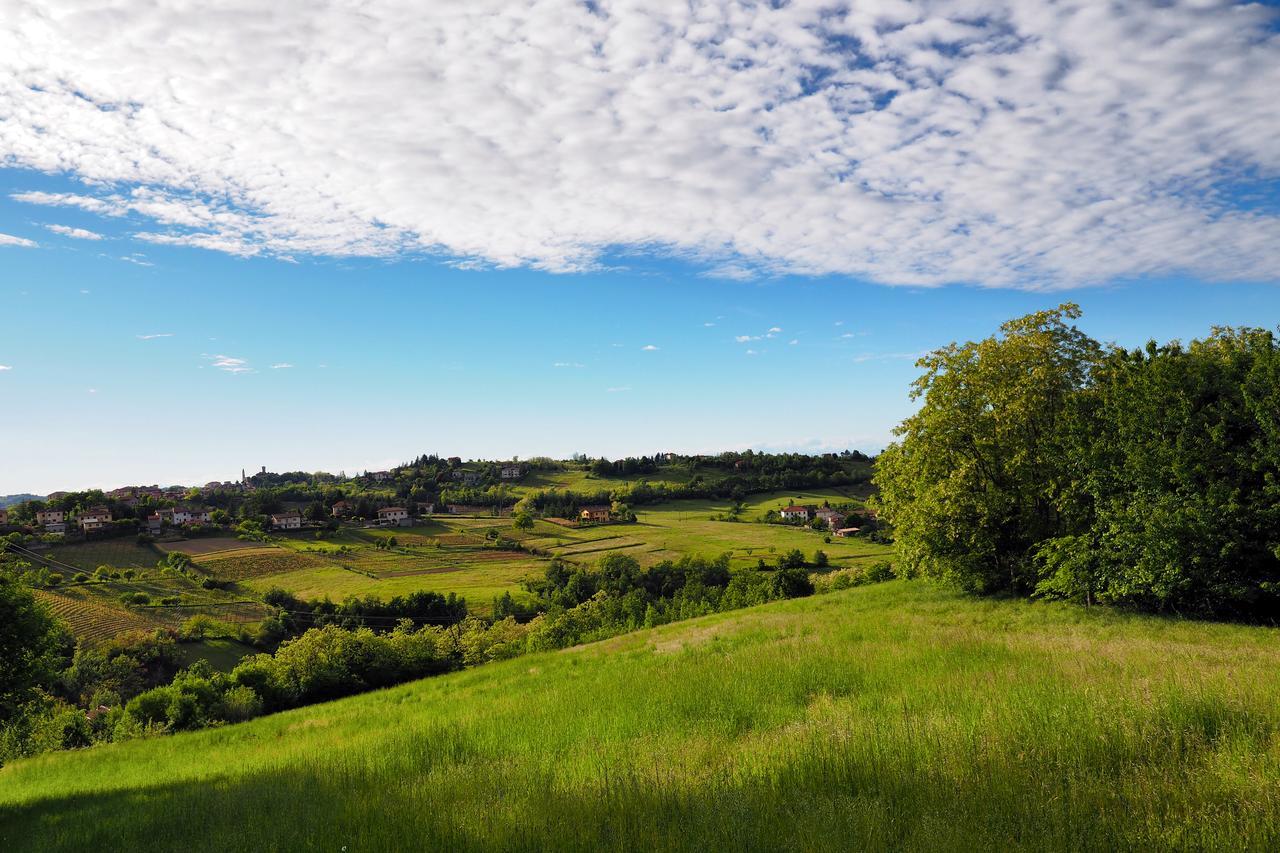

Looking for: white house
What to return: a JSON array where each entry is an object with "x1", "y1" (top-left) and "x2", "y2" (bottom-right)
[
  {"x1": 500, "y1": 465, "x2": 523, "y2": 480},
  {"x1": 834, "y1": 527, "x2": 861, "y2": 538},
  {"x1": 377, "y1": 507, "x2": 410, "y2": 527},
  {"x1": 172, "y1": 506, "x2": 212, "y2": 525},
  {"x1": 780, "y1": 505, "x2": 812, "y2": 522},
  {"x1": 271, "y1": 511, "x2": 302, "y2": 530}
]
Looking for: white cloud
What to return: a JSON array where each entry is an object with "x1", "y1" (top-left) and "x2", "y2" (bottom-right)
[
  {"x1": 735, "y1": 335, "x2": 760, "y2": 343},
  {"x1": 745, "y1": 349, "x2": 759, "y2": 355},
  {"x1": 768, "y1": 327, "x2": 782, "y2": 334},
  {"x1": 1, "y1": 2, "x2": 1278, "y2": 287},
  {"x1": 79, "y1": 289, "x2": 90, "y2": 294},
  {"x1": 207, "y1": 354, "x2": 253, "y2": 374},
  {"x1": 789, "y1": 339, "x2": 799, "y2": 346},
  {"x1": 0, "y1": 232, "x2": 36, "y2": 248},
  {"x1": 136, "y1": 333, "x2": 173, "y2": 340},
  {"x1": 271, "y1": 363, "x2": 293, "y2": 369},
  {"x1": 641, "y1": 345, "x2": 659, "y2": 351},
  {"x1": 553, "y1": 362, "x2": 585, "y2": 368},
  {"x1": 0, "y1": 365, "x2": 12, "y2": 371},
  {"x1": 841, "y1": 333, "x2": 855, "y2": 339},
  {"x1": 46, "y1": 224, "x2": 103, "y2": 240},
  {"x1": 703, "y1": 322, "x2": 716, "y2": 327},
  {"x1": 87, "y1": 388, "x2": 97, "y2": 394}
]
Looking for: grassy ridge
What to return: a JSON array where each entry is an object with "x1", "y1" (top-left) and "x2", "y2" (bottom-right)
[{"x1": 4, "y1": 582, "x2": 1279, "y2": 851}]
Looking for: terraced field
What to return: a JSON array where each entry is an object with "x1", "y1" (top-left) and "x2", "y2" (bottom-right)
[
  {"x1": 193, "y1": 548, "x2": 333, "y2": 581},
  {"x1": 33, "y1": 588, "x2": 161, "y2": 644}
]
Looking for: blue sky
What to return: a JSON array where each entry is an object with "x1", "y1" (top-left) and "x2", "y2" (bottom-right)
[
  {"x1": 4, "y1": 199, "x2": 1277, "y2": 495},
  {"x1": 1, "y1": 1, "x2": 1278, "y2": 493}
]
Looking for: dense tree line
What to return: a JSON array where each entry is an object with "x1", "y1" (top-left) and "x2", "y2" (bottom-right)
[{"x1": 875, "y1": 305, "x2": 1280, "y2": 621}]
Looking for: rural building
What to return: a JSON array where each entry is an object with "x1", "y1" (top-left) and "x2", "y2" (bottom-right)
[
  {"x1": 415, "y1": 502, "x2": 435, "y2": 515},
  {"x1": 79, "y1": 506, "x2": 113, "y2": 531},
  {"x1": 834, "y1": 527, "x2": 861, "y2": 538},
  {"x1": 500, "y1": 465, "x2": 523, "y2": 480},
  {"x1": 377, "y1": 507, "x2": 410, "y2": 527},
  {"x1": 171, "y1": 506, "x2": 212, "y2": 525},
  {"x1": 371, "y1": 470, "x2": 393, "y2": 482},
  {"x1": 271, "y1": 511, "x2": 302, "y2": 530},
  {"x1": 146, "y1": 514, "x2": 163, "y2": 534},
  {"x1": 37, "y1": 509, "x2": 65, "y2": 528},
  {"x1": 447, "y1": 456, "x2": 462, "y2": 466},
  {"x1": 815, "y1": 508, "x2": 845, "y2": 529},
  {"x1": 331, "y1": 500, "x2": 353, "y2": 517},
  {"x1": 580, "y1": 505, "x2": 611, "y2": 524},
  {"x1": 780, "y1": 505, "x2": 812, "y2": 522}
]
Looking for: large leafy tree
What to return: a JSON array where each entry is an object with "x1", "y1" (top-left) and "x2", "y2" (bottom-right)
[
  {"x1": 0, "y1": 576, "x2": 70, "y2": 722},
  {"x1": 873, "y1": 304, "x2": 1101, "y2": 594}
]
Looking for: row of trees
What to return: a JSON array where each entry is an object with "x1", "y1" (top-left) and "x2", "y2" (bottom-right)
[{"x1": 875, "y1": 305, "x2": 1280, "y2": 620}]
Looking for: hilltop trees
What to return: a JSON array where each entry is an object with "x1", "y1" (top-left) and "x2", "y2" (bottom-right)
[{"x1": 875, "y1": 305, "x2": 1280, "y2": 620}]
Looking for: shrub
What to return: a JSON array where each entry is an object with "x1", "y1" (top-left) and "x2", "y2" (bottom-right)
[{"x1": 119, "y1": 592, "x2": 150, "y2": 606}]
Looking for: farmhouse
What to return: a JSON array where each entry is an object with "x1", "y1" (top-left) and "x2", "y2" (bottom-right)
[
  {"x1": 271, "y1": 511, "x2": 302, "y2": 530},
  {"x1": 79, "y1": 506, "x2": 113, "y2": 531},
  {"x1": 415, "y1": 502, "x2": 435, "y2": 515},
  {"x1": 371, "y1": 470, "x2": 393, "y2": 482},
  {"x1": 500, "y1": 465, "x2": 523, "y2": 480},
  {"x1": 331, "y1": 500, "x2": 353, "y2": 518},
  {"x1": 36, "y1": 509, "x2": 65, "y2": 529},
  {"x1": 814, "y1": 508, "x2": 845, "y2": 529},
  {"x1": 377, "y1": 506, "x2": 410, "y2": 527},
  {"x1": 171, "y1": 506, "x2": 212, "y2": 525},
  {"x1": 580, "y1": 505, "x2": 611, "y2": 524},
  {"x1": 834, "y1": 527, "x2": 861, "y2": 538},
  {"x1": 780, "y1": 505, "x2": 812, "y2": 522},
  {"x1": 146, "y1": 513, "x2": 163, "y2": 534}
]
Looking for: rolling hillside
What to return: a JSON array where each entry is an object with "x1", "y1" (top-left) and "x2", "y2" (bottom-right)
[{"x1": 3, "y1": 582, "x2": 1279, "y2": 851}]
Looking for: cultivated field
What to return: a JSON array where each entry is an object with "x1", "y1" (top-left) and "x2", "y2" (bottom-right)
[
  {"x1": 32, "y1": 588, "x2": 162, "y2": 644},
  {"x1": 5, "y1": 581, "x2": 1280, "y2": 851},
  {"x1": 517, "y1": 490, "x2": 889, "y2": 570},
  {"x1": 41, "y1": 540, "x2": 164, "y2": 572}
]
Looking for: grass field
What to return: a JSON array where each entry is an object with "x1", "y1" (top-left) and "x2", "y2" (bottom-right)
[
  {"x1": 4, "y1": 581, "x2": 1279, "y2": 851},
  {"x1": 518, "y1": 490, "x2": 890, "y2": 570},
  {"x1": 40, "y1": 540, "x2": 163, "y2": 572}
]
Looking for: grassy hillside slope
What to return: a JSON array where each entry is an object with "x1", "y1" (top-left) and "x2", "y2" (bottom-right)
[{"x1": 4, "y1": 582, "x2": 1280, "y2": 851}]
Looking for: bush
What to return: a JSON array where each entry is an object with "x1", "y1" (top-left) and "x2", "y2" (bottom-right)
[
  {"x1": 119, "y1": 592, "x2": 150, "y2": 606},
  {"x1": 813, "y1": 550, "x2": 829, "y2": 569}
]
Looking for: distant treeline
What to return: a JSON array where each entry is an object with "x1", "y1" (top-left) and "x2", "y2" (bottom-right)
[
  {"x1": 875, "y1": 304, "x2": 1280, "y2": 621},
  {"x1": 5, "y1": 452, "x2": 873, "y2": 529}
]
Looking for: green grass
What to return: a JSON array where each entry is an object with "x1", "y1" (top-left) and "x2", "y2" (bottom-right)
[
  {"x1": 5, "y1": 581, "x2": 1280, "y2": 851},
  {"x1": 174, "y1": 637, "x2": 257, "y2": 673},
  {"x1": 43, "y1": 540, "x2": 163, "y2": 572},
  {"x1": 518, "y1": 490, "x2": 891, "y2": 570}
]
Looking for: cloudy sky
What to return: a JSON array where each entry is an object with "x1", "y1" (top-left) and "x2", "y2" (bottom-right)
[{"x1": 1, "y1": 0, "x2": 1278, "y2": 493}]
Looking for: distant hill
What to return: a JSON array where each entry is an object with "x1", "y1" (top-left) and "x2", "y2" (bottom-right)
[
  {"x1": 0, "y1": 493, "x2": 41, "y2": 508},
  {"x1": 2, "y1": 582, "x2": 1278, "y2": 851}
]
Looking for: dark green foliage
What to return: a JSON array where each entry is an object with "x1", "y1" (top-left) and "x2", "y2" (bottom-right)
[
  {"x1": 876, "y1": 306, "x2": 1280, "y2": 620},
  {"x1": 0, "y1": 577, "x2": 71, "y2": 722}
]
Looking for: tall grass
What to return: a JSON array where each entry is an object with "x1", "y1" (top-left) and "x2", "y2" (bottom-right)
[{"x1": 3, "y1": 581, "x2": 1280, "y2": 851}]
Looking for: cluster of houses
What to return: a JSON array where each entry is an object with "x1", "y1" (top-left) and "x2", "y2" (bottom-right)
[
  {"x1": 31, "y1": 506, "x2": 114, "y2": 534},
  {"x1": 779, "y1": 505, "x2": 862, "y2": 537}
]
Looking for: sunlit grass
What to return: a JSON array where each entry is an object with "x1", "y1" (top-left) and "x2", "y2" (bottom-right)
[{"x1": 4, "y1": 581, "x2": 1278, "y2": 851}]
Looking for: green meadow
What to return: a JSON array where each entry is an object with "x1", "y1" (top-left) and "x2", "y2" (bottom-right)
[
  {"x1": 4, "y1": 581, "x2": 1278, "y2": 852},
  {"x1": 521, "y1": 490, "x2": 887, "y2": 570}
]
